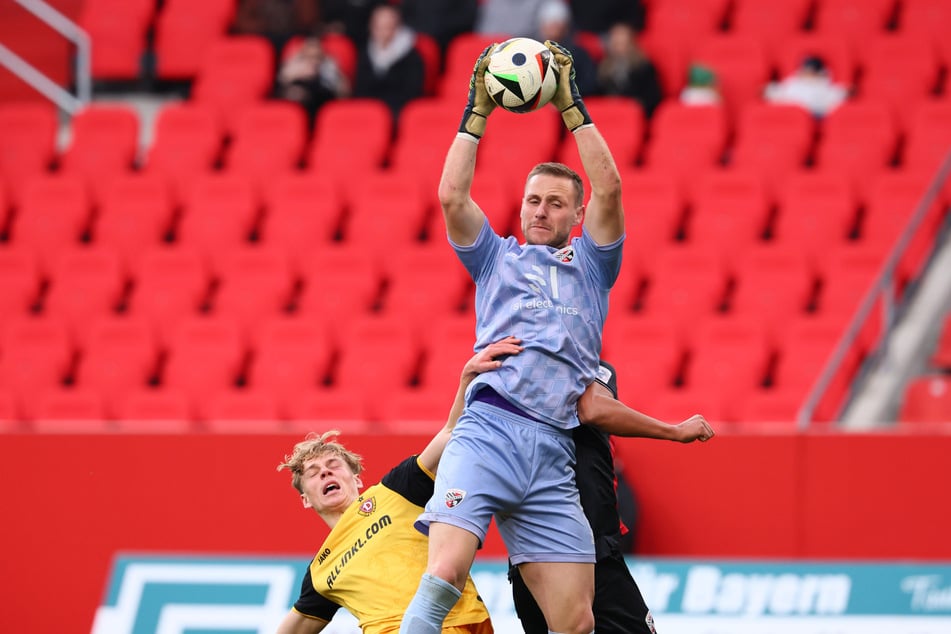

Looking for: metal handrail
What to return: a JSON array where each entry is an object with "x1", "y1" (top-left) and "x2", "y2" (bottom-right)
[
  {"x1": 0, "y1": 0, "x2": 90, "y2": 114},
  {"x1": 797, "y1": 149, "x2": 951, "y2": 428}
]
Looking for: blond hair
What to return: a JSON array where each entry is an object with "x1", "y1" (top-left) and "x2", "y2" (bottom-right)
[
  {"x1": 277, "y1": 430, "x2": 364, "y2": 493},
  {"x1": 527, "y1": 162, "x2": 585, "y2": 207}
]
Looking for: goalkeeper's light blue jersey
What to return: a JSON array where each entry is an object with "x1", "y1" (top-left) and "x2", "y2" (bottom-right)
[{"x1": 451, "y1": 218, "x2": 624, "y2": 429}]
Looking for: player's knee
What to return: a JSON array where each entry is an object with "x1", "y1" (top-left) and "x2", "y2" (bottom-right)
[{"x1": 425, "y1": 562, "x2": 469, "y2": 591}]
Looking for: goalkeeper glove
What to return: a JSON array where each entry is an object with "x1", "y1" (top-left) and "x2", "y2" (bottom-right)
[
  {"x1": 458, "y1": 43, "x2": 497, "y2": 141},
  {"x1": 544, "y1": 40, "x2": 593, "y2": 132}
]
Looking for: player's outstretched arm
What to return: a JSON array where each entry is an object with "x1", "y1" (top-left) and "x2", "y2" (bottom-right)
[
  {"x1": 418, "y1": 337, "x2": 523, "y2": 473},
  {"x1": 440, "y1": 44, "x2": 497, "y2": 246},
  {"x1": 275, "y1": 609, "x2": 327, "y2": 634},
  {"x1": 545, "y1": 40, "x2": 623, "y2": 246},
  {"x1": 578, "y1": 382, "x2": 715, "y2": 442}
]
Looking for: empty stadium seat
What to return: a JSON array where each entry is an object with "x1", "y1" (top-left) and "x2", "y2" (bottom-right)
[
  {"x1": 415, "y1": 313, "x2": 477, "y2": 396},
  {"x1": 126, "y1": 246, "x2": 212, "y2": 344},
  {"x1": 0, "y1": 246, "x2": 41, "y2": 325},
  {"x1": 0, "y1": 102, "x2": 58, "y2": 206},
  {"x1": 0, "y1": 388, "x2": 18, "y2": 431},
  {"x1": 31, "y1": 387, "x2": 110, "y2": 432},
  {"x1": 161, "y1": 315, "x2": 247, "y2": 401},
  {"x1": 685, "y1": 168, "x2": 771, "y2": 260},
  {"x1": 211, "y1": 245, "x2": 296, "y2": 331},
  {"x1": 175, "y1": 173, "x2": 259, "y2": 263},
  {"x1": 307, "y1": 98, "x2": 393, "y2": 181},
  {"x1": 601, "y1": 312, "x2": 686, "y2": 394},
  {"x1": 340, "y1": 171, "x2": 431, "y2": 249},
  {"x1": 730, "y1": 0, "x2": 813, "y2": 63},
  {"x1": 191, "y1": 36, "x2": 276, "y2": 133},
  {"x1": 642, "y1": 101, "x2": 729, "y2": 192},
  {"x1": 812, "y1": 0, "x2": 898, "y2": 51},
  {"x1": 203, "y1": 388, "x2": 283, "y2": 431},
  {"x1": 477, "y1": 107, "x2": 562, "y2": 187},
  {"x1": 897, "y1": 375, "x2": 951, "y2": 423},
  {"x1": 930, "y1": 314, "x2": 951, "y2": 371},
  {"x1": 727, "y1": 243, "x2": 816, "y2": 331},
  {"x1": 389, "y1": 99, "x2": 458, "y2": 193},
  {"x1": 293, "y1": 243, "x2": 383, "y2": 336},
  {"x1": 414, "y1": 32, "x2": 442, "y2": 96},
  {"x1": 438, "y1": 33, "x2": 504, "y2": 99},
  {"x1": 93, "y1": 173, "x2": 174, "y2": 270},
  {"x1": 78, "y1": 0, "x2": 154, "y2": 81},
  {"x1": 380, "y1": 243, "x2": 471, "y2": 321},
  {"x1": 813, "y1": 100, "x2": 898, "y2": 191},
  {"x1": 555, "y1": 96, "x2": 645, "y2": 173},
  {"x1": 11, "y1": 174, "x2": 91, "y2": 273},
  {"x1": 378, "y1": 385, "x2": 458, "y2": 432},
  {"x1": 902, "y1": 100, "x2": 951, "y2": 173},
  {"x1": 899, "y1": 0, "x2": 951, "y2": 66},
  {"x1": 144, "y1": 102, "x2": 223, "y2": 202},
  {"x1": 58, "y1": 104, "x2": 140, "y2": 199},
  {"x1": 112, "y1": 387, "x2": 194, "y2": 432},
  {"x1": 856, "y1": 33, "x2": 941, "y2": 130},
  {"x1": 641, "y1": 0, "x2": 728, "y2": 57},
  {"x1": 0, "y1": 316, "x2": 73, "y2": 420},
  {"x1": 42, "y1": 247, "x2": 125, "y2": 343},
  {"x1": 730, "y1": 102, "x2": 816, "y2": 196},
  {"x1": 257, "y1": 172, "x2": 344, "y2": 268},
  {"x1": 245, "y1": 315, "x2": 333, "y2": 416},
  {"x1": 771, "y1": 171, "x2": 859, "y2": 263},
  {"x1": 153, "y1": 0, "x2": 236, "y2": 80},
  {"x1": 224, "y1": 101, "x2": 309, "y2": 194},
  {"x1": 284, "y1": 389, "x2": 377, "y2": 432},
  {"x1": 636, "y1": 244, "x2": 731, "y2": 328},
  {"x1": 73, "y1": 315, "x2": 159, "y2": 407}
]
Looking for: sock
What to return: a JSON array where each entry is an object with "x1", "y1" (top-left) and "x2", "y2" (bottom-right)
[{"x1": 399, "y1": 573, "x2": 462, "y2": 634}]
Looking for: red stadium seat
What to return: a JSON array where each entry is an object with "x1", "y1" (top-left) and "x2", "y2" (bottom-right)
[
  {"x1": 902, "y1": 100, "x2": 951, "y2": 173},
  {"x1": 814, "y1": 101, "x2": 898, "y2": 193},
  {"x1": 733, "y1": 385, "x2": 807, "y2": 425},
  {"x1": 636, "y1": 244, "x2": 731, "y2": 329},
  {"x1": 307, "y1": 98, "x2": 393, "y2": 181},
  {"x1": 127, "y1": 246, "x2": 212, "y2": 345},
  {"x1": 211, "y1": 245, "x2": 296, "y2": 331},
  {"x1": 772, "y1": 171, "x2": 859, "y2": 265},
  {"x1": 161, "y1": 315, "x2": 247, "y2": 402},
  {"x1": 284, "y1": 389, "x2": 376, "y2": 431},
  {"x1": 0, "y1": 102, "x2": 58, "y2": 206},
  {"x1": 153, "y1": 0, "x2": 236, "y2": 80},
  {"x1": 899, "y1": 0, "x2": 951, "y2": 66},
  {"x1": 0, "y1": 246, "x2": 41, "y2": 326},
  {"x1": 74, "y1": 315, "x2": 158, "y2": 408},
  {"x1": 811, "y1": 242, "x2": 886, "y2": 342},
  {"x1": 191, "y1": 36, "x2": 275, "y2": 133},
  {"x1": 340, "y1": 171, "x2": 431, "y2": 249},
  {"x1": 378, "y1": 385, "x2": 458, "y2": 432},
  {"x1": 294, "y1": 244, "x2": 383, "y2": 337},
  {"x1": 730, "y1": 102, "x2": 816, "y2": 197},
  {"x1": 555, "y1": 96, "x2": 645, "y2": 173},
  {"x1": 78, "y1": 0, "x2": 154, "y2": 81},
  {"x1": 727, "y1": 244, "x2": 816, "y2": 333},
  {"x1": 31, "y1": 388, "x2": 109, "y2": 432},
  {"x1": 0, "y1": 388, "x2": 20, "y2": 431},
  {"x1": 812, "y1": 0, "x2": 898, "y2": 52},
  {"x1": 730, "y1": 0, "x2": 813, "y2": 63},
  {"x1": 320, "y1": 32, "x2": 358, "y2": 85},
  {"x1": 897, "y1": 375, "x2": 951, "y2": 423},
  {"x1": 0, "y1": 316, "x2": 73, "y2": 420},
  {"x1": 601, "y1": 312, "x2": 686, "y2": 394},
  {"x1": 11, "y1": 174, "x2": 91, "y2": 274},
  {"x1": 415, "y1": 32, "x2": 442, "y2": 96},
  {"x1": 477, "y1": 107, "x2": 562, "y2": 187},
  {"x1": 642, "y1": 101, "x2": 729, "y2": 193},
  {"x1": 381, "y1": 243, "x2": 470, "y2": 321},
  {"x1": 144, "y1": 102, "x2": 223, "y2": 203},
  {"x1": 415, "y1": 313, "x2": 477, "y2": 396},
  {"x1": 203, "y1": 388, "x2": 283, "y2": 431},
  {"x1": 856, "y1": 33, "x2": 941, "y2": 130},
  {"x1": 245, "y1": 315, "x2": 334, "y2": 416},
  {"x1": 930, "y1": 314, "x2": 951, "y2": 371},
  {"x1": 175, "y1": 173, "x2": 258, "y2": 264},
  {"x1": 42, "y1": 247, "x2": 125, "y2": 344},
  {"x1": 389, "y1": 99, "x2": 458, "y2": 193},
  {"x1": 112, "y1": 388, "x2": 195, "y2": 432},
  {"x1": 93, "y1": 173, "x2": 174, "y2": 270},
  {"x1": 224, "y1": 101, "x2": 309, "y2": 194},
  {"x1": 258, "y1": 173, "x2": 344, "y2": 269},
  {"x1": 439, "y1": 33, "x2": 504, "y2": 99},
  {"x1": 685, "y1": 168, "x2": 771, "y2": 262},
  {"x1": 689, "y1": 33, "x2": 771, "y2": 114},
  {"x1": 641, "y1": 0, "x2": 728, "y2": 58},
  {"x1": 58, "y1": 104, "x2": 139, "y2": 200}
]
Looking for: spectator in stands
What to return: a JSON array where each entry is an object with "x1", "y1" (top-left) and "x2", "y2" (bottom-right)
[
  {"x1": 764, "y1": 55, "x2": 849, "y2": 118},
  {"x1": 276, "y1": 36, "x2": 351, "y2": 127},
  {"x1": 680, "y1": 63, "x2": 722, "y2": 105},
  {"x1": 536, "y1": 0, "x2": 598, "y2": 96},
  {"x1": 569, "y1": 0, "x2": 645, "y2": 35},
  {"x1": 596, "y1": 21, "x2": 663, "y2": 117},
  {"x1": 353, "y1": 3, "x2": 426, "y2": 120},
  {"x1": 475, "y1": 0, "x2": 548, "y2": 38},
  {"x1": 322, "y1": 0, "x2": 387, "y2": 47},
  {"x1": 400, "y1": 0, "x2": 479, "y2": 56},
  {"x1": 233, "y1": 0, "x2": 321, "y2": 63}
]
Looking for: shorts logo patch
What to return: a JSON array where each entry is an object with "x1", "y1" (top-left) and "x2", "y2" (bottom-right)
[
  {"x1": 444, "y1": 488, "x2": 466, "y2": 508},
  {"x1": 357, "y1": 496, "x2": 376, "y2": 517},
  {"x1": 554, "y1": 246, "x2": 574, "y2": 263},
  {"x1": 645, "y1": 610, "x2": 657, "y2": 634}
]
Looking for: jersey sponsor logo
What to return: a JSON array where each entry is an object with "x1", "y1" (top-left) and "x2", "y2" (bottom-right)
[
  {"x1": 317, "y1": 547, "x2": 332, "y2": 564},
  {"x1": 596, "y1": 363, "x2": 614, "y2": 385},
  {"x1": 357, "y1": 496, "x2": 376, "y2": 517},
  {"x1": 445, "y1": 488, "x2": 466, "y2": 508},
  {"x1": 326, "y1": 514, "x2": 393, "y2": 589},
  {"x1": 553, "y1": 246, "x2": 574, "y2": 262}
]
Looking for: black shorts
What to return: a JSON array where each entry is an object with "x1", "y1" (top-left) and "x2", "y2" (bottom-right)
[{"x1": 510, "y1": 554, "x2": 656, "y2": 634}]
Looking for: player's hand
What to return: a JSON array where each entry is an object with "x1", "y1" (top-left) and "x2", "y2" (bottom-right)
[
  {"x1": 673, "y1": 415, "x2": 716, "y2": 443},
  {"x1": 458, "y1": 43, "x2": 497, "y2": 140},
  {"x1": 462, "y1": 336, "x2": 523, "y2": 380},
  {"x1": 544, "y1": 40, "x2": 592, "y2": 132}
]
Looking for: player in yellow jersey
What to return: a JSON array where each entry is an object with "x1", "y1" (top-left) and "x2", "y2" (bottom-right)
[{"x1": 274, "y1": 337, "x2": 524, "y2": 634}]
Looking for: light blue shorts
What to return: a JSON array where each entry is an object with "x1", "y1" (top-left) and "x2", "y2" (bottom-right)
[{"x1": 416, "y1": 400, "x2": 595, "y2": 565}]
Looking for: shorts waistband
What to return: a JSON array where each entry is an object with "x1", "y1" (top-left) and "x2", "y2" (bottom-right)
[{"x1": 472, "y1": 387, "x2": 544, "y2": 423}]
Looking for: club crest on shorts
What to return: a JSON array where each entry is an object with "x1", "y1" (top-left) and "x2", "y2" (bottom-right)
[
  {"x1": 357, "y1": 496, "x2": 376, "y2": 517},
  {"x1": 444, "y1": 488, "x2": 466, "y2": 508},
  {"x1": 554, "y1": 246, "x2": 574, "y2": 263}
]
